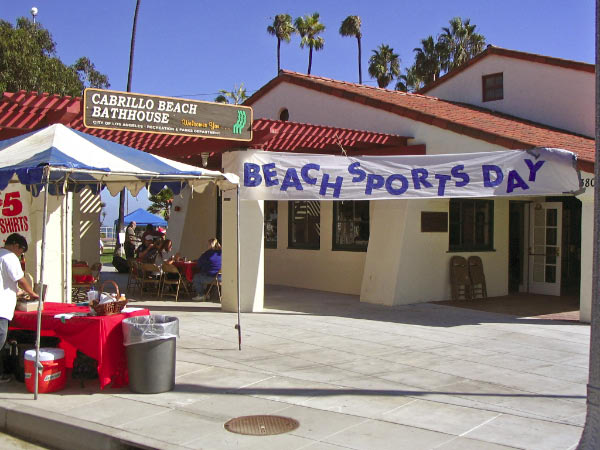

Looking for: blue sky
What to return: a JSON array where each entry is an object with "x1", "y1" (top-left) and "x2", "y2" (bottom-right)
[{"x1": 1, "y1": 0, "x2": 595, "y2": 224}]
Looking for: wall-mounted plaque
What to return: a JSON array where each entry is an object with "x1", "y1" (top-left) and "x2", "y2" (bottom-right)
[{"x1": 421, "y1": 212, "x2": 448, "y2": 232}]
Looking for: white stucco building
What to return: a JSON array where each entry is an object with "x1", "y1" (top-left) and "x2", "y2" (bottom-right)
[
  {"x1": 0, "y1": 46, "x2": 594, "y2": 322},
  {"x1": 215, "y1": 46, "x2": 595, "y2": 321}
]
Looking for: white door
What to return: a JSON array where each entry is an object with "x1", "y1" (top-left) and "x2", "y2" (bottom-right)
[{"x1": 528, "y1": 202, "x2": 562, "y2": 296}]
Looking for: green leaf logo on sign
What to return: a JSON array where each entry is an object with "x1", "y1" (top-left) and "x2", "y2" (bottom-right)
[{"x1": 233, "y1": 110, "x2": 247, "y2": 134}]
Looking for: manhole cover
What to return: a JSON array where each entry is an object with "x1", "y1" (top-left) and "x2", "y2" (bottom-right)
[{"x1": 224, "y1": 415, "x2": 299, "y2": 436}]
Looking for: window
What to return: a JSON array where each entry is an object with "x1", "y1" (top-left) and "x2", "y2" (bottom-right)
[
  {"x1": 279, "y1": 108, "x2": 289, "y2": 121},
  {"x1": 264, "y1": 201, "x2": 278, "y2": 249},
  {"x1": 482, "y1": 73, "x2": 503, "y2": 102},
  {"x1": 449, "y1": 199, "x2": 494, "y2": 251},
  {"x1": 288, "y1": 201, "x2": 320, "y2": 249},
  {"x1": 333, "y1": 201, "x2": 370, "y2": 251}
]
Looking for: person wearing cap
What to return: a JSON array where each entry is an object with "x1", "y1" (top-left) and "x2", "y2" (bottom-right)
[
  {"x1": 141, "y1": 224, "x2": 156, "y2": 243},
  {"x1": 0, "y1": 233, "x2": 38, "y2": 383},
  {"x1": 135, "y1": 234, "x2": 156, "y2": 262}
]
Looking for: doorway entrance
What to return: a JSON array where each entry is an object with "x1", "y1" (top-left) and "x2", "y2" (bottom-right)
[{"x1": 508, "y1": 197, "x2": 581, "y2": 297}]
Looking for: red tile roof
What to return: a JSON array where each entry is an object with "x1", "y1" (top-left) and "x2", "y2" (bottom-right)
[
  {"x1": 0, "y1": 91, "x2": 419, "y2": 169},
  {"x1": 419, "y1": 46, "x2": 594, "y2": 95},
  {"x1": 248, "y1": 119, "x2": 422, "y2": 156},
  {"x1": 245, "y1": 70, "x2": 595, "y2": 172}
]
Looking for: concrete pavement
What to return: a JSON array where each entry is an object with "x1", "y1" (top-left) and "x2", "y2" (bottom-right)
[{"x1": 0, "y1": 281, "x2": 590, "y2": 449}]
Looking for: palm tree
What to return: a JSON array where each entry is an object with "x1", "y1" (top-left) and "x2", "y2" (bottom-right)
[
  {"x1": 395, "y1": 65, "x2": 424, "y2": 92},
  {"x1": 214, "y1": 83, "x2": 248, "y2": 105},
  {"x1": 294, "y1": 13, "x2": 325, "y2": 75},
  {"x1": 439, "y1": 17, "x2": 486, "y2": 72},
  {"x1": 339, "y1": 15, "x2": 362, "y2": 84},
  {"x1": 368, "y1": 44, "x2": 400, "y2": 88},
  {"x1": 412, "y1": 35, "x2": 445, "y2": 85},
  {"x1": 267, "y1": 14, "x2": 295, "y2": 74},
  {"x1": 148, "y1": 188, "x2": 173, "y2": 220}
]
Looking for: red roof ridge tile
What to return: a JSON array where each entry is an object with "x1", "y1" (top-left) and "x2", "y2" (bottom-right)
[{"x1": 277, "y1": 70, "x2": 438, "y2": 101}]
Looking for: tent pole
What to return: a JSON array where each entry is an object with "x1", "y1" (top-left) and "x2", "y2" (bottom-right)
[
  {"x1": 236, "y1": 185, "x2": 242, "y2": 350},
  {"x1": 34, "y1": 166, "x2": 50, "y2": 400}
]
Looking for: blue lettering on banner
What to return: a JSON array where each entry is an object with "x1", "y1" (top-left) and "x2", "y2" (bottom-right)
[
  {"x1": 320, "y1": 174, "x2": 343, "y2": 198},
  {"x1": 506, "y1": 170, "x2": 529, "y2": 193},
  {"x1": 243, "y1": 163, "x2": 262, "y2": 187},
  {"x1": 262, "y1": 163, "x2": 279, "y2": 187},
  {"x1": 385, "y1": 174, "x2": 408, "y2": 195},
  {"x1": 365, "y1": 174, "x2": 385, "y2": 195},
  {"x1": 411, "y1": 168, "x2": 433, "y2": 189},
  {"x1": 482, "y1": 165, "x2": 504, "y2": 187},
  {"x1": 524, "y1": 159, "x2": 545, "y2": 181},
  {"x1": 301, "y1": 163, "x2": 320, "y2": 185},
  {"x1": 348, "y1": 162, "x2": 367, "y2": 182},
  {"x1": 451, "y1": 165, "x2": 469, "y2": 187},
  {"x1": 281, "y1": 168, "x2": 303, "y2": 191},
  {"x1": 242, "y1": 156, "x2": 555, "y2": 198},
  {"x1": 435, "y1": 174, "x2": 452, "y2": 196}
]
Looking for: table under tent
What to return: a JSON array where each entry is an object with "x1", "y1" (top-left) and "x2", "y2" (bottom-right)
[{"x1": 0, "y1": 123, "x2": 241, "y2": 397}]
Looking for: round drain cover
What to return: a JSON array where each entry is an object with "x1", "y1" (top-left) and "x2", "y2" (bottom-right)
[{"x1": 224, "y1": 415, "x2": 299, "y2": 436}]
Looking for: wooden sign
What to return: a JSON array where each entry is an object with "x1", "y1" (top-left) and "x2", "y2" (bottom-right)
[
  {"x1": 83, "y1": 88, "x2": 252, "y2": 141},
  {"x1": 421, "y1": 212, "x2": 448, "y2": 232}
]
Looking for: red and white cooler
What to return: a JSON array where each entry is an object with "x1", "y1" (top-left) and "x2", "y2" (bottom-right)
[{"x1": 24, "y1": 348, "x2": 67, "y2": 393}]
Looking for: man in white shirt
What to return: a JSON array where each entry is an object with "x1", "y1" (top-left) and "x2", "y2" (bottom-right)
[{"x1": 0, "y1": 233, "x2": 38, "y2": 383}]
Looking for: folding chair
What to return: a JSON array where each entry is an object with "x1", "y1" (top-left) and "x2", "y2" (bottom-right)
[
  {"x1": 450, "y1": 256, "x2": 471, "y2": 300},
  {"x1": 126, "y1": 259, "x2": 141, "y2": 295},
  {"x1": 205, "y1": 272, "x2": 222, "y2": 303},
  {"x1": 159, "y1": 263, "x2": 189, "y2": 301},
  {"x1": 140, "y1": 263, "x2": 161, "y2": 297},
  {"x1": 90, "y1": 262, "x2": 102, "y2": 282},
  {"x1": 468, "y1": 256, "x2": 488, "y2": 299}
]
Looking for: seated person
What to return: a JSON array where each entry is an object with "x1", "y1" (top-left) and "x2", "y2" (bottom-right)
[
  {"x1": 192, "y1": 238, "x2": 222, "y2": 301},
  {"x1": 154, "y1": 239, "x2": 175, "y2": 267},
  {"x1": 141, "y1": 224, "x2": 156, "y2": 243},
  {"x1": 136, "y1": 236, "x2": 159, "y2": 264}
]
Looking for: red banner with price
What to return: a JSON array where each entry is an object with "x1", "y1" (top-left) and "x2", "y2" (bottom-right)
[{"x1": 0, "y1": 185, "x2": 31, "y2": 245}]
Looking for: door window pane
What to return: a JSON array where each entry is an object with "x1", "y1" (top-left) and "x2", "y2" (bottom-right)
[
  {"x1": 333, "y1": 201, "x2": 369, "y2": 251},
  {"x1": 264, "y1": 201, "x2": 278, "y2": 249},
  {"x1": 288, "y1": 201, "x2": 320, "y2": 249}
]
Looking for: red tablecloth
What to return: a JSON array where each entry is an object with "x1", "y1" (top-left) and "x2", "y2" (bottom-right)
[
  {"x1": 173, "y1": 261, "x2": 197, "y2": 282},
  {"x1": 10, "y1": 302, "x2": 149, "y2": 389},
  {"x1": 73, "y1": 274, "x2": 95, "y2": 283}
]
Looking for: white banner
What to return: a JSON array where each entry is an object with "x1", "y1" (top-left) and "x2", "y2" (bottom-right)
[
  {"x1": 0, "y1": 184, "x2": 32, "y2": 244},
  {"x1": 223, "y1": 148, "x2": 582, "y2": 201}
]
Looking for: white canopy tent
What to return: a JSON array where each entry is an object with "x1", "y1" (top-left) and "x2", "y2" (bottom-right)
[{"x1": 0, "y1": 124, "x2": 241, "y2": 398}]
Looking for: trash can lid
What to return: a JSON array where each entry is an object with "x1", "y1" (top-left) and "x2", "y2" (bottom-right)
[{"x1": 24, "y1": 348, "x2": 65, "y2": 362}]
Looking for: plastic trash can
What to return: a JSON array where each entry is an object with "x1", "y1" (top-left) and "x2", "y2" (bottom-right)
[{"x1": 122, "y1": 315, "x2": 179, "y2": 394}]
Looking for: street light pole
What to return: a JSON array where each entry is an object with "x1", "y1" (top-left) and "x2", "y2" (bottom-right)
[
  {"x1": 577, "y1": 1, "x2": 600, "y2": 447},
  {"x1": 115, "y1": 0, "x2": 142, "y2": 256},
  {"x1": 30, "y1": 6, "x2": 37, "y2": 24}
]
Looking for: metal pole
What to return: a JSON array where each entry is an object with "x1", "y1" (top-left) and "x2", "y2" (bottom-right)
[
  {"x1": 235, "y1": 186, "x2": 242, "y2": 350},
  {"x1": 33, "y1": 166, "x2": 50, "y2": 399},
  {"x1": 116, "y1": 0, "x2": 142, "y2": 256},
  {"x1": 577, "y1": 1, "x2": 600, "y2": 445}
]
